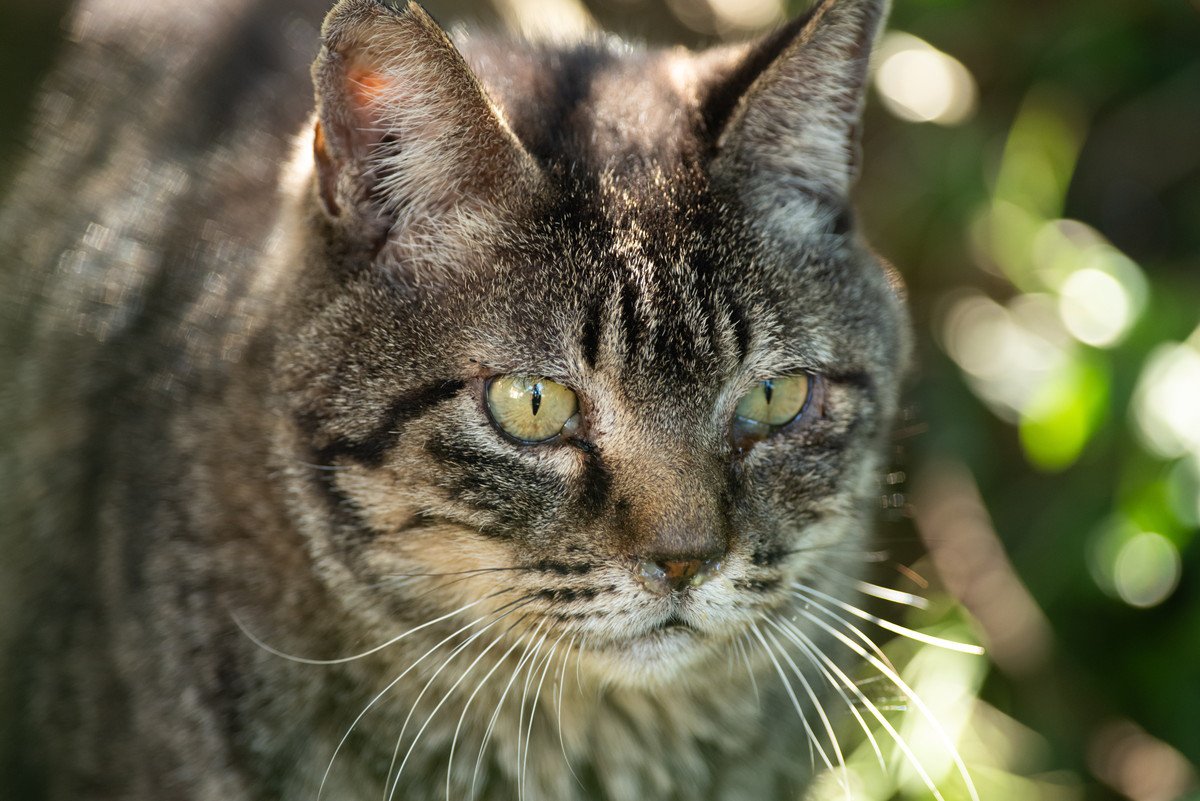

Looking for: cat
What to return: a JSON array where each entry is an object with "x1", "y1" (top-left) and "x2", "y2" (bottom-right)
[{"x1": 0, "y1": 0, "x2": 916, "y2": 798}]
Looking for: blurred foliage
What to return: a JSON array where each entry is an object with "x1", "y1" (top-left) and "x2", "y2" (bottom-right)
[
  {"x1": 847, "y1": 1, "x2": 1199, "y2": 798},
  {"x1": 1, "y1": 0, "x2": 1197, "y2": 799}
]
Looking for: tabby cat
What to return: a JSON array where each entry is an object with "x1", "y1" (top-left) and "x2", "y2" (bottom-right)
[{"x1": 0, "y1": 0, "x2": 916, "y2": 798}]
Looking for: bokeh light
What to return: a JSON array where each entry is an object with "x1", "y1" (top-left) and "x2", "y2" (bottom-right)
[
  {"x1": 1057, "y1": 268, "x2": 1131, "y2": 347},
  {"x1": 1132, "y1": 331, "x2": 1200, "y2": 460},
  {"x1": 1034, "y1": 219, "x2": 1149, "y2": 348},
  {"x1": 1167, "y1": 455, "x2": 1200, "y2": 528},
  {"x1": 1090, "y1": 519, "x2": 1184, "y2": 609},
  {"x1": 1089, "y1": 720, "x2": 1199, "y2": 801},
  {"x1": 895, "y1": 643, "x2": 982, "y2": 797},
  {"x1": 1113, "y1": 531, "x2": 1182, "y2": 609},
  {"x1": 873, "y1": 32, "x2": 977, "y2": 126},
  {"x1": 939, "y1": 292, "x2": 1070, "y2": 422},
  {"x1": 706, "y1": 0, "x2": 782, "y2": 32}
]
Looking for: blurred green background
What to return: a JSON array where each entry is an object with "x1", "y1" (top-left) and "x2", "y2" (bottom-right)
[{"x1": 2, "y1": 0, "x2": 1197, "y2": 799}]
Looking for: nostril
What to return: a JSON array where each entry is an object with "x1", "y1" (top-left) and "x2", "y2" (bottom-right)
[
  {"x1": 635, "y1": 556, "x2": 723, "y2": 593},
  {"x1": 659, "y1": 559, "x2": 703, "y2": 583}
]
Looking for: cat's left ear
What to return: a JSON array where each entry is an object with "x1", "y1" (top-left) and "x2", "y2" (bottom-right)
[{"x1": 709, "y1": 0, "x2": 888, "y2": 236}]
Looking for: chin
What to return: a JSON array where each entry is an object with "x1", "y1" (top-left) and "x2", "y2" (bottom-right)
[{"x1": 580, "y1": 624, "x2": 729, "y2": 689}]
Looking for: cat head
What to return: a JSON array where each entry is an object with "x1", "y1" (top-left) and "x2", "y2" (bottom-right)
[{"x1": 273, "y1": 0, "x2": 908, "y2": 686}]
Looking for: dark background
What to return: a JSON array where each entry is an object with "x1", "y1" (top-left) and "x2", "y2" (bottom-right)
[{"x1": 2, "y1": 0, "x2": 1198, "y2": 799}]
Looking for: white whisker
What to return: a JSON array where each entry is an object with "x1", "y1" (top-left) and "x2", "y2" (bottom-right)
[
  {"x1": 554, "y1": 635, "x2": 585, "y2": 791},
  {"x1": 234, "y1": 593, "x2": 500, "y2": 666},
  {"x1": 762, "y1": 619, "x2": 851, "y2": 801},
  {"x1": 389, "y1": 606, "x2": 531, "y2": 801},
  {"x1": 317, "y1": 603, "x2": 511, "y2": 801},
  {"x1": 736, "y1": 633, "x2": 761, "y2": 705},
  {"x1": 796, "y1": 607, "x2": 981, "y2": 801},
  {"x1": 446, "y1": 628, "x2": 531, "y2": 801},
  {"x1": 809, "y1": 563, "x2": 931, "y2": 610},
  {"x1": 520, "y1": 630, "x2": 565, "y2": 800},
  {"x1": 574, "y1": 636, "x2": 587, "y2": 697},
  {"x1": 471, "y1": 620, "x2": 548, "y2": 798},
  {"x1": 749, "y1": 622, "x2": 831, "y2": 776},
  {"x1": 383, "y1": 597, "x2": 535, "y2": 801},
  {"x1": 385, "y1": 630, "x2": 491, "y2": 799},
  {"x1": 515, "y1": 631, "x2": 553, "y2": 801},
  {"x1": 855, "y1": 580, "x2": 930, "y2": 610},
  {"x1": 769, "y1": 617, "x2": 885, "y2": 773},
  {"x1": 792, "y1": 584, "x2": 899, "y2": 673},
  {"x1": 775, "y1": 616, "x2": 944, "y2": 801},
  {"x1": 794, "y1": 583, "x2": 984, "y2": 655}
]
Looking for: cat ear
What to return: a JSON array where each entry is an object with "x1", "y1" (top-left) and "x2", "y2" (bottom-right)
[
  {"x1": 710, "y1": 0, "x2": 888, "y2": 234},
  {"x1": 311, "y1": 0, "x2": 542, "y2": 227}
]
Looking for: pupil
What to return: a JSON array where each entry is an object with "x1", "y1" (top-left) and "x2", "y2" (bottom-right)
[
  {"x1": 530, "y1": 383, "x2": 542, "y2": 416},
  {"x1": 762, "y1": 379, "x2": 773, "y2": 405}
]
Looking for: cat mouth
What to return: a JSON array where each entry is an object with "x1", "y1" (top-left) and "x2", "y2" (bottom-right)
[
  {"x1": 616, "y1": 613, "x2": 702, "y2": 649},
  {"x1": 652, "y1": 613, "x2": 693, "y2": 633}
]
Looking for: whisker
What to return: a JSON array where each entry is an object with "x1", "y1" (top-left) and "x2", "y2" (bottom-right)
[
  {"x1": 796, "y1": 607, "x2": 981, "y2": 801},
  {"x1": 749, "y1": 622, "x2": 831, "y2": 776},
  {"x1": 852, "y1": 674, "x2": 907, "y2": 711},
  {"x1": 382, "y1": 595, "x2": 539, "y2": 800},
  {"x1": 793, "y1": 583, "x2": 984, "y2": 655},
  {"x1": 554, "y1": 635, "x2": 585, "y2": 791},
  {"x1": 735, "y1": 634, "x2": 761, "y2": 705},
  {"x1": 316, "y1": 596, "x2": 525, "y2": 801},
  {"x1": 791, "y1": 584, "x2": 898, "y2": 673},
  {"x1": 521, "y1": 630, "x2": 565, "y2": 800},
  {"x1": 234, "y1": 591, "x2": 509, "y2": 665},
  {"x1": 444, "y1": 628, "x2": 529, "y2": 801},
  {"x1": 762, "y1": 619, "x2": 851, "y2": 801},
  {"x1": 775, "y1": 616, "x2": 944, "y2": 801},
  {"x1": 854, "y1": 580, "x2": 931, "y2": 610},
  {"x1": 809, "y1": 562, "x2": 932, "y2": 610},
  {"x1": 392, "y1": 573, "x2": 533, "y2": 615},
  {"x1": 574, "y1": 636, "x2": 587, "y2": 698},
  {"x1": 382, "y1": 566, "x2": 532, "y2": 580},
  {"x1": 387, "y1": 603, "x2": 535, "y2": 801},
  {"x1": 894, "y1": 563, "x2": 930, "y2": 589},
  {"x1": 471, "y1": 620, "x2": 548, "y2": 798},
  {"x1": 769, "y1": 617, "x2": 885, "y2": 773},
  {"x1": 515, "y1": 631, "x2": 553, "y2": 801}
]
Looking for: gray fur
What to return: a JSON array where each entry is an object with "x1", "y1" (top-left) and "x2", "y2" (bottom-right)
[{"x1": 0, "y1": 0, "x2": 909, "y2": 799}]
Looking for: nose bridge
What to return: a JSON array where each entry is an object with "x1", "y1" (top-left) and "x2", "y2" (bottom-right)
[{"x1": 611, "y1": 445, "x2": 728, "y2": 561}]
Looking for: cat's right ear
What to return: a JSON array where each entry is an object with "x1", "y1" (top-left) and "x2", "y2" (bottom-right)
[{"x1": 310, "y1": 0, "x2": 542, "y2": 234}]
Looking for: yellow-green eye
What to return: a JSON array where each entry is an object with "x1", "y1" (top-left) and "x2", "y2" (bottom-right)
[
  {"x1": 731, "y1": 375, "x2": 812, "y2": 451},
  {"x1": 486, "y1": 375, "x2": 580, "y2": 443},
  {"x1": 735, "y1": 375, "x2": 810, "y2": 426}
]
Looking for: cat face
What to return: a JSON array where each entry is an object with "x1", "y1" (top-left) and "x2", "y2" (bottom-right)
[{"x1": 275, "y1": 0, "x2": 907, "y2": 686}]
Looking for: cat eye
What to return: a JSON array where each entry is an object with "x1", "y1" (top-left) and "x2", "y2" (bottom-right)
[
  {"x1": 731, "y1": 374, "x2": 812, "y2": 450},
  {"x1": 486, "y1": 375, "x2": 581, "y2": 443}
]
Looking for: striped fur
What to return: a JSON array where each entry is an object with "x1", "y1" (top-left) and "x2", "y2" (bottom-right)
[{"x1": 0, "y1": 0, "x2": 910, "y2": 798}]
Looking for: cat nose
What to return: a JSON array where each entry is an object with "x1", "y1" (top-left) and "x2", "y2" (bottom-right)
[{"x1": 635, "y1": 554, "x2": 723, "y2": 594}]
